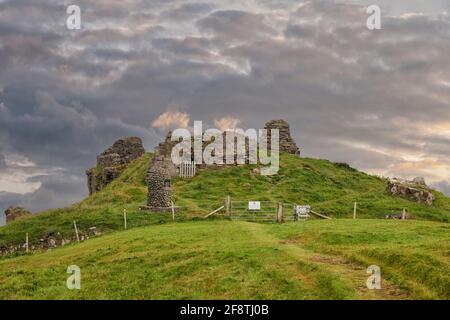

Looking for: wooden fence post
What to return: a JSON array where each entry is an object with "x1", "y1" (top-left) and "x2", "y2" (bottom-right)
[
  {"x1": 225, "y1": 195, "x2": 231, "y2": 216},
  {"x1": 171, "y1": 201, "x2": 176, "y2": 221},
  {"x1": 277, "y1": 203, "x2": 283, "y2": 223},
  {"x1": 25, "y1": 232, "x2": 29, "y2": 253},
  {"x1": 353, "y1": 202, "x2": 357, "y2": 219},
  {"x1": 402, "y1": 208, "x2": 406, "y2": 220},
  {"x1": 123, "y1": 209, "x2": 127, "y2": 230},
  {"x1": 73, "y1": 221, "x2": 80, "y2": 242}
]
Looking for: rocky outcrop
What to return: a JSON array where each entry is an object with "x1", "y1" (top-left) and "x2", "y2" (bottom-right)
[
  {"x1": 4, "y1": 206, "x2": 32, "y2": 223},
  {"x1": 388, "y1": 177, "x2": 435, "y2": 206},
  {"x1": 86, "y1": 137, "x2": 145, "y2": 195},
  {"x1": 264, "y1": 120, "x2": 301, "y2": 156}
]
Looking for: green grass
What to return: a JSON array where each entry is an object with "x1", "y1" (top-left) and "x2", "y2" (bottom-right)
[
  {"x1": 173, "y1": 153, "x2": 450, "y2": 221},
  {"x1": 0, "y1": 151, "x2": 449, "y2": 299},
  {"x1": 0, "y1": 153, "x2": 174, "y2": 251},
  {"x1": 1, "y1": 152, "x2": 449, "y2": 252},
  {"x1": 0, "y1": 219, "x2": 448, "y2": 299}
]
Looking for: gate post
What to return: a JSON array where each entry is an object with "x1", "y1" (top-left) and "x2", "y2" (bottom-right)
[{"x1": 225, "y1": 195, "x2": 231, "y2": 216}]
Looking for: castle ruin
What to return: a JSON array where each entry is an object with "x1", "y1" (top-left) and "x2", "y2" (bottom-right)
[{"x1": 86, "y1": 137, "x2": 145, "y2": 195}]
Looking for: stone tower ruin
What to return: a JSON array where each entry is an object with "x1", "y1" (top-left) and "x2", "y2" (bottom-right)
[
  {"x1": 146, "y1": 159, "x2": 173, "y2": 210},
  {"x1": 144, "y1": 132, "x2": 179, "y2": 210},
  {"x1": 264, "y1": 119, "x2": 301, "y2": 156}
]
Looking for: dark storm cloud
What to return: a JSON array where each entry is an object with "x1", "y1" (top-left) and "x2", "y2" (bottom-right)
[
  {"x1": 0, "y1": 0, "x2": 449, "y2": 218},
  {"x1": 162, "y1": 2, "x2": 215, "y2": 21},
  {"x1": 197, "y1": 10, "x2": 277, "y2": 42},
  {"x1": 0, "y1": 173, "x2": 87, "y2": 226},
  {"x1": 0, "y1": 153, "x2": 5, "y2": 169},
  {"x1": 0, "y1": 89, "x2": 158, "y2": 171},
  {"x1": 432, "y1": 180, "x2": 450, "y2": 196}
]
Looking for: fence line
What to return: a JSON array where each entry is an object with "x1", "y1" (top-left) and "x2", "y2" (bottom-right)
[{"x1": 9, "y1": 200, "x2": 413, "y2": 256}]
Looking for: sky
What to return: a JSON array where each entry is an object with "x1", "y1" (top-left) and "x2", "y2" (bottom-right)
[{"x1": 1, "y1": 0, "x2": 450, "y2": 225}]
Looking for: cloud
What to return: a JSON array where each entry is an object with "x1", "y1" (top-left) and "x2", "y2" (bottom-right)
[
  {"x1": 0, "y1": 152, "x2": 5, "y2": 169},
  {"x1": 197, "y1": 10, "x2": 277, "y2": 43},
  {"x1": 431, "y1": 180, "x2": 450, "y2": 197},
  {"x1": 214, "y1": 116, "x2": 241, "y2": 131},
  {"x1": 0, "y1": 172, "x2": 88, "y2": 226},
  {"x1": 152, "y1": 109, "x2": 190, "y2": 131},
  {"x1": 163, "y1": 2, "x2": 215, "y2": 21},
  {"x1": 0, "y1": 153, "x2": 46, "y2": 194}
]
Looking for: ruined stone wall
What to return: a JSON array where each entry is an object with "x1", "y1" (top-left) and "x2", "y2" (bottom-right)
[
  {"x1": 264, "y1": 119, "x2": 301, "y2": 156},
  {"x1": 4, "y1": 206, "x2": 32, "y2": 224},
  {"x1": 151, "y1": 119, "x2": 301, "y2": 173},
  {"x1": 86, "y1": 137, "x2": 145, "y2": 195},
  {"x1": 152, "y1": 132, "x2": 179, "y2": 177}
]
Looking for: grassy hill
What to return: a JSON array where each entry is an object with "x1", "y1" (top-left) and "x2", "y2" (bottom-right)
[
  {"x1": 0, "y1": 152, "x2": 449, "y2": 300},
  {"x1": 0, "y1": 219, "x2": 448, "y2": 299},
  {"x1": 1, "y1": 152, "x2": 449, "y2": 251}
]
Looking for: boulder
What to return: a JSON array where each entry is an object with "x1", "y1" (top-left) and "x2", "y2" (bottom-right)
[
  {"x1": 387, "y1": 177, "x2": 435, "y2": 206},
  {"x1": 4, "y1": 206, "x2": 32, "y2": 223}
]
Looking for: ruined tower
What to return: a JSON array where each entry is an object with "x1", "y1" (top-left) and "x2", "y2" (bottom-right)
[{"x1": 264, "y1": 119, "x2": 301, "y2": 156}]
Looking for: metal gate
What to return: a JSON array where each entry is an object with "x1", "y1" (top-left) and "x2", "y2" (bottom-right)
[{"x1": 229, "y1": 201, "x2": 300, "y2": 222}]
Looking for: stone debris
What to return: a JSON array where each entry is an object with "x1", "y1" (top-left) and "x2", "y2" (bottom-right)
[
  {"x1": 385, "y1": 213, "x2": 412, "y2": 220},
  {"x1": 0, "y1": 225, "x2": 101, "y2": 256},
  {"x1": 86, "y1": 137, "x2": 145, "y2": 195},
  {"x1": 387, "y1": 177, "x2": 435, "y2": 206}
]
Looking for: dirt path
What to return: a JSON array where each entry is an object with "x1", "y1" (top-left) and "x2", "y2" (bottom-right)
[{"x1": 239, "y1": 222, "x2": 408, "y2": 300}]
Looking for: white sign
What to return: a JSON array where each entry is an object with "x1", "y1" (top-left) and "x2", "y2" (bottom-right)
[
  {"x1": 248, "y1": 201, "x2": 261, "y2": 210},
  {"x1": 296, "y1": 205, "x2": 311, "y2": 215}
]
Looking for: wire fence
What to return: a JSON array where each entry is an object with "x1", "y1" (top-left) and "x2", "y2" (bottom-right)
[
  {"x1": 0, "y1": 206, "x2": 190, "y2": 256},
  {"x1": 1, "y1": 197, "x2": 419, "y2": 256}
]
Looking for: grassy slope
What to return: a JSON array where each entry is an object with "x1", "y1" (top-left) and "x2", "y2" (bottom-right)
[
  {"x1": 0, "y1": 219, "x2": 448, "y2": 300},
  {"x1": 1, "y1": 152, "x2": 449, "y2": 250},
  {"x1": 174, "y1": 154, "x2": 450, "y2": 221}
]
